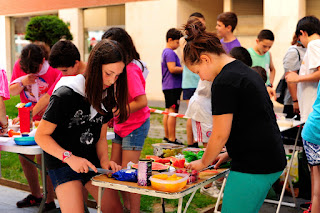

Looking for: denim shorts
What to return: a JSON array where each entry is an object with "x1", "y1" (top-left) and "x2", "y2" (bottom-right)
[
  {"x1": 112, "y1": 118, "x2": 150, "y2": 151},
  {"x1": 48, "y1": 166, "x2": 97, "y2": 190}
]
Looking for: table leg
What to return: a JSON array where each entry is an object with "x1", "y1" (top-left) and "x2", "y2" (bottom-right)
[
  {"x1": 177, "y1": 198, "x2": 183, "y2": 213},
  {"x1": 183, "y1": 190, "x2": 197, "y2": 213},
  {"x1": 97, "y1": 186, "x2": 102, "y2": 213},
  {"x1": 214, "y1": 174, "x2": 227, "y2": 213},
  {"x1": 162, "y1": 198, "x2": 165, "y2": 213},
  {"x1": 38, "y1": 153, "x2": 46, "y2": 213},
  {"x1": 276, "y1": 125, "x2": 302, "y2": 213}
]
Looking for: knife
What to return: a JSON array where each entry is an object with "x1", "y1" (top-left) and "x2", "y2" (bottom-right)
[
  {"x1": 199, "y1": 164, "x2": 216, "y2": 173},
  {"x1": 89, "y1": 168, "x2": 114, "y2": 175}
]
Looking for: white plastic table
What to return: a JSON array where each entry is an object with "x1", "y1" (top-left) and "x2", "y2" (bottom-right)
[
  {"x1": 0, "y1": 131, "x2": 115, "y2": 213},
  {"x1": 92, "y1": 169, "x2": 229, "y2": 213}
]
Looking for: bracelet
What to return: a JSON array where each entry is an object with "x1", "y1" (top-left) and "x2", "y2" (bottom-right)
[
  {"x1": 0, "y1": 122, "x2": 8, "y2": 130},
  {"x1": 293, "y1": 100, "x2": 298, "y2": 103},
  {"x1": 19, "y1": 81, "x2": 25, "y2": 88}
]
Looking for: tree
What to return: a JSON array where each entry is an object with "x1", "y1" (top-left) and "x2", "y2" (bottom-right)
[{"x1": 25, "y1": 15, "x2": 73, "y2": 47}]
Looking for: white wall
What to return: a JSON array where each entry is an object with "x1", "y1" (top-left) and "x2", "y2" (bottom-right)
[
  {"x1": 58, "y1": 8, "x2": 84, "y2": 61},
  {"x1": 0, "y1": 16, "x2": 12, "y2": 79},
  {"x1": 125, "y1": 0, "x2": 178, "y2": 101}
]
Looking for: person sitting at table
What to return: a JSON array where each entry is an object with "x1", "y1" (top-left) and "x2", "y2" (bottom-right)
[
  {"x1": 0, "y1": 67, "x2": 10, "y2": 135},
  {"x1": 35, "y1": 39, "x2": 127, "y2": 213},
  {"x1": 9, "y1": 44, "x2": 60, "y2": 211},
  {"x1": 184, "y1": 19, "x2": 287, "y2": 213},
  {"x1": 102, "y1": 27, "x2": 150, "y2": 213}
]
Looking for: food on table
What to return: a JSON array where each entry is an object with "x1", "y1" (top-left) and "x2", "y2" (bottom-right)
[
  {"x1": 132, "y1": 162, "x2": 169, "y2": 172},
  {"x1": 152, "y1": 143, "x2": 184, "y2": 157},
  {"x1": 150, "y1": 172, "x2": 189, "y2": 192},
  {"x1": 199, "y1": 170, "x2": 219, "y2": 179},
  {"x1": 171, "y1": 158, "x2": 185, "y2": 168},
  {"x1": 176, "y1": 169, "x2": 198, "y2": 184},
  {"x1": 183, "y1": 150, "x2": 204, "y2": 163}
]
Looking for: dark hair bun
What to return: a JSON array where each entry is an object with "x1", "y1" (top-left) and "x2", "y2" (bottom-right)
[{"x1": 184, "y1": 17, "x2": 206, "y2": 42}]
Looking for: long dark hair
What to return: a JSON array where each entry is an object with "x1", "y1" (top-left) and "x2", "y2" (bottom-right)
[
  {"x1": 102, "y1": 27, "x2": 140, "y2": 63},
  {"x1": 85, "y1": 39, "x2": 129, "y2": 123},
  {"x1": 183, "y1": 17, "x2": 225, "y2": 65}
]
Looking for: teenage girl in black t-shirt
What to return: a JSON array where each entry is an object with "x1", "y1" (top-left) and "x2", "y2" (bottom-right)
[
  {"x1": 185, "y1": 18, "x2": 286, "y2": 213},
  {"x1": 35, "y1": 40, "x2": 129, "y2": 213}
]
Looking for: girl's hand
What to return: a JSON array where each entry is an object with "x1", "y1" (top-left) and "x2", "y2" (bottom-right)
[
  {"x1": 213, "y1": 152, "x2": 231, "y2": 169},
  {"x1": 103, "y1": 160, "x2": 122, "y2": 172},
  {"x1": 65, "y1": 155, "x2": 97, "y2": 173},
  {"x1": 186, "y1": 159, "x2": 207, "y2": 171},
  {"x1": 12, "y1": 117, "x2": 20, "y2": 125},
  {"x1": 22, "y1": 74, "x2": 37, "y2": 86}
]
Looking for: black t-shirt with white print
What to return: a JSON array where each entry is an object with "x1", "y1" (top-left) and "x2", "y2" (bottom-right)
[
  {"x1": 42, "y1": 86, "x2": 113, "y2": 170},
  {"x1": 211, "y1": 60, "x2": 287, "y2": 174}
]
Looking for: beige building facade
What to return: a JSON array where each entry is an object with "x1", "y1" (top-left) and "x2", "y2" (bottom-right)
[{"x1": 1, "y1": 0, "x2": 320, "y2": 101}]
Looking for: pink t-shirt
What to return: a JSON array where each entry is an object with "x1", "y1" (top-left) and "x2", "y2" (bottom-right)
[
  {"x1": 0, "y1": 69, "x2": 10, "y2": 100},
  {"x1": 10, "y1": 60, "x2": 62, "y2": 120},
  {"x1": 114, "y1": 63, "x2": 150, "y2": 138},
  {"x1": 47, "y1": 75, "x2": 62, "y2": 96}
]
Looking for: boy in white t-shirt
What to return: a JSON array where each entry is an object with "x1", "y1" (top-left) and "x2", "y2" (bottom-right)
[
  {"x1": 286, "y1": 16, "x2": 320, "y2": 122},
  {"x1": 286, "y1": 16, "x2": 320, "y2": 212}
]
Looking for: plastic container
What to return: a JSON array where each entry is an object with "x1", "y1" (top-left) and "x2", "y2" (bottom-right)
[
  {"x1": 277, "y1": 119, "x2": 293, "y2": 128},
  {"x1": 8, "y1": 124, "x2": 20, "y2": 132},
  {"x1": 18, "y1": 107, "x2": 32, "y2": 133},
  {"x1": 149, "y1": 172, "x2": 189, "y2": 192},
  {"x1": 152, "y1": 143, "x2": 185, "y2": 157},
  {"x1": 14, "y1": 136, "x2": 37, "y2": 146}
]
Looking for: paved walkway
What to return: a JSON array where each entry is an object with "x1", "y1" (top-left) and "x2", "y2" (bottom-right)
[{"x1": 0, "y1": 185, "x2": 96, "y2": 213}]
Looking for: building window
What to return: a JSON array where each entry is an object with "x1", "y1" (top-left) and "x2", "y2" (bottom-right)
[{"x1": 83, "y1": 5, "x2": 125, "y2": 61}]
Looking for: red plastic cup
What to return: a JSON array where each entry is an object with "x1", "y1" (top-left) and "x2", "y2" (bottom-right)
[{"x1": 18, "y1": 107, "x2": 32, "y2": 133}]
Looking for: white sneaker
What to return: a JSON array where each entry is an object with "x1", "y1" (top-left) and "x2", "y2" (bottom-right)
[{"x1": 200, "y1": 184, "x2": 223, "y2": 198}]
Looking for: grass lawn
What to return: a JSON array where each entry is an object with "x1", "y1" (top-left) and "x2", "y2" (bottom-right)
[{"x1": 1, "y1": 97, "x2": 216, "y2": 212}]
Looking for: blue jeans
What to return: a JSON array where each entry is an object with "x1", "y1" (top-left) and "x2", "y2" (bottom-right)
[{"x1": 113, "y1": 118, "x2": 150, "y2": 151}]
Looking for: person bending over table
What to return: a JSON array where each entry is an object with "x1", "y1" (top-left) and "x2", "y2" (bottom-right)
[
  {"x1": 35, "y1": 40, "x2": 127, "y2": 213},
  {"x1": 184, "y1": 19, "x2": 287, "y2": 213}
]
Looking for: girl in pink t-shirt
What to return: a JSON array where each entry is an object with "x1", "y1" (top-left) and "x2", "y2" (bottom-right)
[
  {"x1": 9, "y1": 44, "x2": 58, "y2": 208},
  {"x1": 102, "y1": 28, "x2": 150, "y2": 213},
  {"x1": 0, "y1": 69, "x2": 10, "y2": 134},
  {"x1": 10, "y1": 44, "x2": 61, "y2": 121}
]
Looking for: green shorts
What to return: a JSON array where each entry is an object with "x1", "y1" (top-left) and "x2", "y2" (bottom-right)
[{"x1": 222, "y1": 170, "x2": 282, "y2": 213}]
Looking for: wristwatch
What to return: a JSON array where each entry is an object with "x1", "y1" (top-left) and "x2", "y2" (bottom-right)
[{"x1": 62, "y1": 151, "x2": 72, "y2": 163}]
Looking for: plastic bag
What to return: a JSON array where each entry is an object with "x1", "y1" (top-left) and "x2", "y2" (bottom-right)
[
  {"x1": 280, "y1": 151, "x2": 299, "y2": 184},
  {"x1": 112, "y1": 169, "x2": 138, "y2": 182}
]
